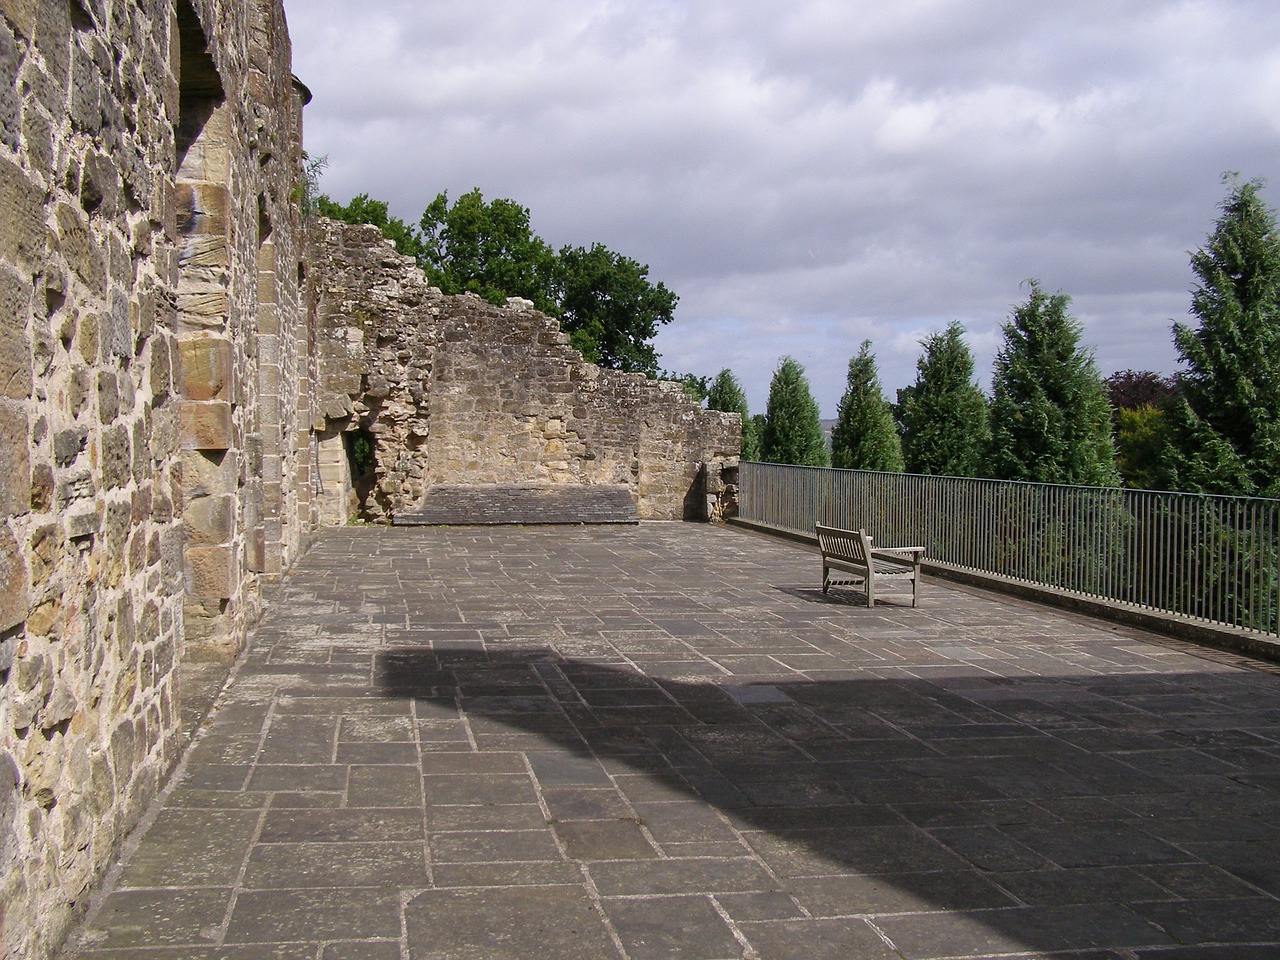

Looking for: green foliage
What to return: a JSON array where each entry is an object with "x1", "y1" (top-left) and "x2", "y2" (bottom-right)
[
  {"x1": 661, "y1": 370, "x2": 711, "y2": 404},
  {"x1": 323, "y1": 187, "x2": 679, "y2": 378},
  {"x1": 417, "y1": 189, "x2": 561, "y2": 314},
  {"x1": 988, "y1": 281, "x2": 1119, "y2": 487},
  {"x1": 1113, "y1": 405, "x2": 1172, "y2": 490},
  {"x1": 294, "y1": 152, "x2": 328, "y2": 224},
  {"x1": 1162, "y1": 176, "x2": 1280, "y2": 496},
  {"x1": 707, "y1": 369, "x2": 760, "y2": 460},
  {"x1": 559, "y1": 243, "x2": 677, "y2": 375},
  {"x1": 761, "y1": 357, "x2": 829, "y2": 467},
  {"x1": 830, "y1": 341, "x2": 903, "y2": 472},
  {"x1": 748, "y1": 415, "x2": 767, "y2": 460},
  {"x1": 316, "y1": 192, "x2": 424, "y2": 261},
  {"x1": 896, "y1": 321, "x2": 990, "y2": 477}
]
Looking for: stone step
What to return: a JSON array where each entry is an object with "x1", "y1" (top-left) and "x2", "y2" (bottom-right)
[{"x1": 393, "y1": 484, "x2": 639, "y2": 526}]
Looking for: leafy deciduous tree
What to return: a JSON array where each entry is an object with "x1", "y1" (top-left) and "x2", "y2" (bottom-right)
[
  {"x1": 988, "y1": 281, "x2": 1119, "y2": 487},
  {"x1": 761, "y1": 357, "x2": 829, "y2": 467},
  {"x1": 316, "y1": 192, "x2": 423, "y2": 261},
  {"x1": 896, "y1": 321, "x2": 990, "y2": 477},
  {"x1": 830, "y1": 341, "x2": 903, "y2": 472},
  {"x1": 558, "y1": 243, "x2": 677, "y2": 376},
  {"x1": 418, "y1": 189, "x2": 560, "y2": 314},
  {"x1": 317, "y1": 187, "x2": 685, "y2": 380},
  {"x1": 1102, "y1": 370, "x2": 1178, "y2": 415}
]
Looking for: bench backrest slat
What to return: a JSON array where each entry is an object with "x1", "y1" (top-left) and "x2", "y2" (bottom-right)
[{"x1": 816, "y1": 524, "x2": 871, "y2": 564}]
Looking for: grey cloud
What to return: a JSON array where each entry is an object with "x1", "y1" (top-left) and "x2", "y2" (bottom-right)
[{"x1": 289, "y1": 0, "x2": 1280, "y2": 416}]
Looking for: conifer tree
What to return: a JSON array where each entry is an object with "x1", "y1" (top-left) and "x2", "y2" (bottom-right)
[
  {"x1": 897, "y1": 322, "x2": 990, "y2": 477},
  {"x1": 830, "y1": 341, "x2": 903, "y2": 471},
  {"x1": 707, "y1": 369, "x2": 760, "y2": 460},
  {"x1": 761, "y1": 357, "x2": 829, "y2": 466},
  {"x1": 1162, "y1": 176, "x2": 1280, "y2": 496},
  {"x1": 988, "y1": 282, "x2": 1119, "y2": 486}
]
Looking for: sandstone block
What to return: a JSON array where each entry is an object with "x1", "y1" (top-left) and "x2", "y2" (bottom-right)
[
  {"x1": 181, "y1": 448, "x2": 238, "y2": 497},
  {"x1": 149, "y1": 334, "x2": 173, "y2": 398},
  {"x1": 174, "y1": 181, "x2": 229, "y2": 239},
  {"x1": 0, "y1": 0, "x2": 36, "y2": 38},
  {"x1": 178, "y1": 233, "x2": 229, "y2": 270},
  {"x1": 177, "y1": 336, "x2": 232, "y2": 401},
  {"x1": 183, "y1": 543, "x2": 233, "y2": 599},
  {"x1": 0, "y1": 155, "x2": 46, "y2": 268},
  {"x1": 0, "y1": 524, "x2": 27, "y2": 632},
  {"x1": 176, "y1": 287, "x2": 230, "y2": 332},
  {"x1": 184, "y1": 494, "x2": 232, "y2": 545},
  {"x1": 54, "y1": 202, "x2": 105, "y2": 294},
  {"x1": 179, "y1": 400, "x2": 233, "y2": 450},
  {"x1": 99, "y1": 424, "x2": 131, "y2": 489},
  {"x1": 0, "y1": 400, "x2": 29, "y2": 516},
  {"x1": 0, "y1": 18, "x2": 17, "y2": 160},
  {"x1": 66, "y1": 502, "x2": 99, "y2": 539}
]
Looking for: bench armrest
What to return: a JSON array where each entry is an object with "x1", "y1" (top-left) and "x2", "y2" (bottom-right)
[{"x1": 869, "y1": 546, "x2": 924, "y2": 565}]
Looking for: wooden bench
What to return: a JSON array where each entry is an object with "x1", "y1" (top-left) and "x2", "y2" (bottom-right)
[{"x1": 816, "y1": 524, "x2": 925, "y2": 607}]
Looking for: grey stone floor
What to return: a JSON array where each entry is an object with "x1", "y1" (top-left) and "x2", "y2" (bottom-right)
[{"x1": 63, "y1": 524, "x2": 1280, "y2": 960}]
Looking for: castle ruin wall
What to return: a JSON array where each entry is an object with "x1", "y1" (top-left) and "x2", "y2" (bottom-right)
[{"x1": 310, "y1": 220, "x2": 740, "y2": 522}]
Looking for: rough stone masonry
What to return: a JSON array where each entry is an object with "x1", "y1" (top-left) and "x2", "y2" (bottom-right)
[{"x1": 0, "y1": 3, "x2": 738, "y2": 958}]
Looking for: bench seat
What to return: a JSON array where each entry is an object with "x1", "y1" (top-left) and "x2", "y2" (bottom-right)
[{"x1": 816, "y1": 523, "x2": 924, "y2": 607}]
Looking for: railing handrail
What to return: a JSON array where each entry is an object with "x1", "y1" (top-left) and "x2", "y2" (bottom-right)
[
  {"x1": 738, "y1": 460, "x2": 1280, "y2": 508},
  {"x1": 737, "y1": 461, "x2": 1280, "y2": 638}
]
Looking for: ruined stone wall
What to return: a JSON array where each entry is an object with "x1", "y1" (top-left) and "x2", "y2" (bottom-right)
[
  {"x1": 0, "y1": 2, "x2": 315, "y2": 957},
  {"x1": 312, "y1": 221, "x2": 740, "y2": 522}
]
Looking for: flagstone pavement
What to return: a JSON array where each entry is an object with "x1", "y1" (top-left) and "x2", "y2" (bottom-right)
[{"x1": 61, "y1": 523, "x2": 1280, "y2": 959}]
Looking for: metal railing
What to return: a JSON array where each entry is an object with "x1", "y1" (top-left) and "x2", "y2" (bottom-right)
[{"x1": 738, "y1": 462, "x2": 1280, "y2": 637}]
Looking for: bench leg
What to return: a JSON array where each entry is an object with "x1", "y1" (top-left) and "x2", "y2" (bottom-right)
[{"x1": 866, "y1": 574, "x2": 875, "y2": 608}]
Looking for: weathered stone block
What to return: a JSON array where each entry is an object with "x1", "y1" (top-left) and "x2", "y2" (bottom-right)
[
  {"x1": 183, "y1": 544, "x2": 233, "y2": 599},
  {"x1": 66, "y1": 502, "x2": 99, "y2": 540},
  {"x1": 0, "y1": 400, "x2": 30, "y2": 517},
  {"x1": 174, "y1": 181, "x2": 229, "y2": 240},
  {"x1": 177, "y1": 336, "x2": 232, "y2": 401},
  {"x1": 0, "y1": 524, "x2": 27, "y2": 631},
  {"x1": 179, "y1": 400, "x2": 233, "y2": 450},
  {"x1": 0, "y1": 0, "x2": 37, "y2": 38},
  {"x1": 99, "y1": 424, "x2": 131, "y2": 489},
  {"x1": 245, "y1": 525, "x2": 266, "y2": 573},
  {"x1": 0, "y1": 20, "x2": 17, "y2": 153},
  {"x1": 54, "y1": 202, "x2": 105, "y2": 294},
  {"x1": 0, "y1": 155, "x2": 46, "y2": 268},
  {"x1": 148, "y1": 333, "x2": 173, "y2": 399},
  {"x1": 184, "y1": 494, "x2": 233, "y2": 545},
  {"x1": 176, "y1": 286, "x2": 230, "y2": 332}
]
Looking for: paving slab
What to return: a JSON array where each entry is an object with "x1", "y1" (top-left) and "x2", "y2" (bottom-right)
[{"x1": 62, "y1": 523, "x2": 1280, "y2": 959}]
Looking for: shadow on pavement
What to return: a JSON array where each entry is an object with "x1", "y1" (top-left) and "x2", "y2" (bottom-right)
[{"x1": 373, "y1": 646, "x2": 1280, "y2": 959}]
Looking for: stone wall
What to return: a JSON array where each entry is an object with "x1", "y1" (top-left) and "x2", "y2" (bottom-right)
[
  {"x1": 1, "y1": 5, "x2": 740, "y2": 957},
  {"x1": 310, "y1": 220, "x2": 740, "y2": 523},
  {"x1": 0, "y1": 2, "x2": 315, "y2": 957}
]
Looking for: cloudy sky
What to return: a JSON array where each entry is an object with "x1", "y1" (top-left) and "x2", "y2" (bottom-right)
[{"x1": 287, "y1": 0, "x2": 1280, "y2": 417}]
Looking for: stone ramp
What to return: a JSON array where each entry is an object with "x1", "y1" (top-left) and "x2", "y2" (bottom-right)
[{"x1": 392, "y1": 483, "x2": 639, "y2": 525}]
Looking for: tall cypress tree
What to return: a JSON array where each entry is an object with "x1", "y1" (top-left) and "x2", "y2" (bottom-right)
[
  {"x1": 988, "y1": 282, "x2": 1119, "y2": 486},
  {"x1": 707, "y1": 368, "x2": 760, "y2": 460},
  {"x1": 761, "y1": 357, "x2": 829, "y2": 467},
  {"x1": 897, "y1": 321, "x2": 990, "y2": 477},
  {"x1": 830, "y1": 341, "x2": 903, "y2": 471},
  {"x1": 1162, "y1": 176, "x2": 1280, "y2": 496}
]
